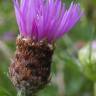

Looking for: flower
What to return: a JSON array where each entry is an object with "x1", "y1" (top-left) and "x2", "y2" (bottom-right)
[
  {"x1": 9, "y1": 1, "x2": 83, "y2": 95},
  {"x1": 13, "y1": 0, "x2": 83, "y2": 43},
  {"x1": 78, "y1": 41, "x2": 96, "y2": 81}
]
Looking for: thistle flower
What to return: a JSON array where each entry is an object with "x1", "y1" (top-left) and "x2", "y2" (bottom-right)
[{"x1": 9, "y1": 0, "x2": 83, "y2": 96}]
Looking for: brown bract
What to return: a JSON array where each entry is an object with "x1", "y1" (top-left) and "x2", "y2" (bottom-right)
[{"x1": 9, "y1": 36, "x2": 54, "y2": 96}]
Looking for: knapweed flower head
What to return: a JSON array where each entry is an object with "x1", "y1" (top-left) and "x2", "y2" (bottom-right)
[
  {"x1": 9, "y1": 0, "x2": 83, "y2": 95},
  {"x1": 13, "y1": 0, "x2": 83, "y2": 43}
]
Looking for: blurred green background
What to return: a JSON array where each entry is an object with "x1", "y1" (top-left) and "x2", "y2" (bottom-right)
[{"x1": 0, "y1": 0, "x2": 96, "y2": 96}]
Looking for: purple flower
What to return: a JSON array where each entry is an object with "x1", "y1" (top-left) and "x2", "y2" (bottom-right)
[{"x1": 13, "y1": 0, "x2": 83, "y2": 43}]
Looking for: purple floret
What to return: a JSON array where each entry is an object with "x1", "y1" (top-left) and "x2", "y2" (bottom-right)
[{"x1": 13, "y1": 0, "x2": 83, "y2": 43}]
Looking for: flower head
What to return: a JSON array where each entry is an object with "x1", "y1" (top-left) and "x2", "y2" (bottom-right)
[
  {"x1": 13, "y1": 0, "x2": 83, "y2": 43},
  {"x1": 78, "y1": 41, "x2": 96, "y2": 81},
  {"x1": 9, "y1": 0, "x2": 83, "y2": 95}
]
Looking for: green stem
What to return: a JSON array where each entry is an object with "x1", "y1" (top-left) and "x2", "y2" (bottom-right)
[
  {"x1": 17, "y1": 91, "x2": 37, "y2": 96},
  {"x1": 94, "y1": 82, "x2": 96, "y2": 96},
  {"x1": 17, "y1": 91, "x2": 22, "y2": 96}
]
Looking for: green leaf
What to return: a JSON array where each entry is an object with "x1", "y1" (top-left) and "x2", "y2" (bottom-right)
[
  {"x1": 0, "y1": 70, "x2": 16, "y2": 96},
  {"x1": 0, "y1": 87, "x2": 12, "y2": 96}
]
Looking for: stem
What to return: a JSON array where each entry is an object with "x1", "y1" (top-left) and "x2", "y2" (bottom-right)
[
  {"x1": 0, "y1": 40, "x2": 13, "y2": 60},
  {"x1": 17, "y1": 90, "x2": 37, "y2": 96},
  {"x1": 17, "y1": 91, "x2": 22, "y2": 96},
  {"x1": 94, "y1": 82, "x2": 96, "y2": 96}
]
